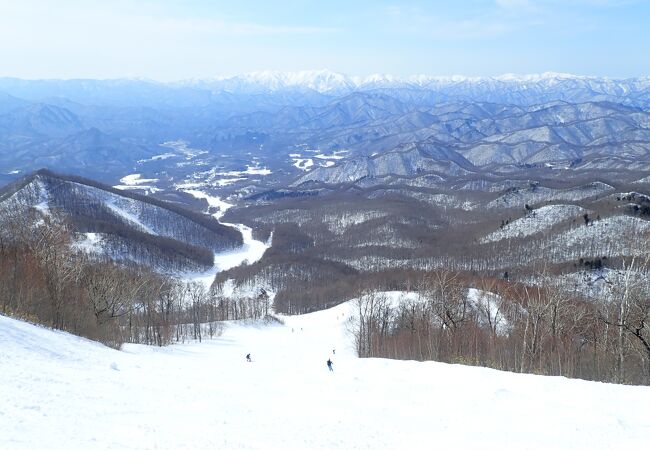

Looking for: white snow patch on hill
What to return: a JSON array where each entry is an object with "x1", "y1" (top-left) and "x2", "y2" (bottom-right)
[
  {"x1": 104, "y1": 200, "x2": 158, "y2": 235},
  {"x1": 557, "y1": 215, "x2": 650, "y2": 248},
  {"x1": 216, "y1": 177, "x2": 247, "y2": 186},
  {"x1": 538, "y1": 215, "x2": 650, "y2": 263},
  {"x1": 323, "y1": 211, "x2": 390, "y2": 234},
  {"x1": 467, "y1": 288, "x2": 511, "y2": 335},
  {"x1": 559, "y1": 268, "x2": 630, "y2": 301},
  {"x1": 212, "y1": 277, "x2": 275, "y2": 302},
  {"x1": 72, "y1": 232, "x2": 105, "y2": 253},
  {"x1": 118, "y1": 174, "x2": 158, "y2": 185},
  {"x1": 160, "y1": 140, "x2": 208, "y2": 160},
  {"x1": 2, "y1": 301, "x2": 650, "y2": 449},
  {"x1": 292, "y1": 157, "x2": 314, "y2": 171},
  {"x1": 218, "y1": 165, "x2": 272, "y2": 177},
  {"x1": 137, "y1": 153, "x2": 178, "y2": 163},
  {"x1": 114, "y1": 173, "x2": 161, "y2": 193},
  {"x1": 175, "y1": 164, "x2": 271, "y2": 190},
  {"x1": 368, "y1": 189, "x2": 477, "y2": 211},
  {"x1": 2, "y1": 178, "x2": 51, "y2": 215},
  {"x1": 482, "y1": 204, "x2": 587, "y2": 242},
  {"x1": 314, "y1": 153, "x2": 345, "y2": 160}
]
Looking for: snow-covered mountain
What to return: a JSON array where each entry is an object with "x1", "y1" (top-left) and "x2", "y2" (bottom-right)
[
  {"x1": 195, "y1": 70, "x2": 650, "y2": 105},
  {"x1": 0, "y1": 170, "x2": 242, "y2": 270},
  {"x1": 209, "y1": 69, "x2": 356, "y2": 94},
  {"x1": 3, "y1": 71, "x2": 650, "y2": 183}
]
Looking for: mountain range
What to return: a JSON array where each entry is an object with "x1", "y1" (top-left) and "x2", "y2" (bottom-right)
[
  {"x1": 1, "y1": 71, "x2": 650, "y2": 191},
  {"x1": 187, "y1": 70, "x2": 650, "y2": 104},
  {"x1": 0, "y1": 170, "x2": 242, "y2": 270}
]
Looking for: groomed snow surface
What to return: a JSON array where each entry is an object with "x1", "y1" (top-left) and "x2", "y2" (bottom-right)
[{"x1": 2, "y1": 293, "x2": 650, "y2": 450}]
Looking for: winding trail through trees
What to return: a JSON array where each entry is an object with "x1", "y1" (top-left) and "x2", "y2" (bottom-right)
[{"x1": 182, "y1": 189, "x2": 271, "y2": 288}]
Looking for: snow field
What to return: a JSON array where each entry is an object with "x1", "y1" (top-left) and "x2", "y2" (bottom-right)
[
  {"x1": 113, "y1": 174, "x2": 161, "y2": 193},
  {"x1": 2, "y1": 294, "x2": 650, "y2": 449}
]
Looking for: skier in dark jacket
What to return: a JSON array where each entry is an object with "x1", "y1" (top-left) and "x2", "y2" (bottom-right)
[
  {"x1": 246, "y1": 353, "x2": 251, "y2": 362},
  {"x1": 327, "y1": 358, "x2": 333, "y2": 371}
]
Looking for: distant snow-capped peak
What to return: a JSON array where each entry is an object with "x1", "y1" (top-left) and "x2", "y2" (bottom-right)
[
  {"x1": 202, "y1": 71, "x2": 649, "y2": 93},
  {"x1": 217, "y1": 69, "x2": 355, "y2": 93}
]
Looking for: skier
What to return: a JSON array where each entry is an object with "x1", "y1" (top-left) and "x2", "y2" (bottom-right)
[
  {"x1": 327, "y1": 358, "x2": 333, "y2": 371},
  {"x1": 333, "y1": 348, "x2": 336, "y2": 355},
  {"x1": 246, "y1": 353, "x2": 251, "y2": 362}
]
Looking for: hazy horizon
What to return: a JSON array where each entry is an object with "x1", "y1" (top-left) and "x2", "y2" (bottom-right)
[{"x1": 0, "y1": 70, "x2": 648, "y2": 84}]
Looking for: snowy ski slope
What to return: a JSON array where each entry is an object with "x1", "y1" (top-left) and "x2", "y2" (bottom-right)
[{"x1": 1, "y1": 295, "x2": 649, "y2": 449}]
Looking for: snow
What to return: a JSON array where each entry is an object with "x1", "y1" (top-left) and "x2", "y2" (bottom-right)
[
  {"x1": 314, "y1": 153, "x2": 345, "y2": 160},
  {"x1": 488, "y1": 182, "x2": 613, "y2": 209},
  {"x1": 467, "y1": 288, "x2": 511, "y2": 335},
  {"x1": 214, "y1": 277, "x2": 275, "y2": 301},
  {"x1": 175, "y1": 164, "x2": 271, "y2": 190},
  {"x1": 137, "y1": 153, "x2": 178, "y2": 163},
  {"x1": 160, "y1": 140, "x2": 208, "y2": 160},
  {"x1": 553, "y1": 215, "x2": 650, "y2": 251},
  {"x1": 118, "y1": 174, "x2": 159, "y2": 185},
  {"x1": 323, "y1": 211, "x2": 390, "y2": 234},
  {"x1": 215, "y1": 177, "x2": 247, "y2": 186},
  {"x1": 114, "y1": 174, "x2": 161, "y2": 193},
  {"x1": 72, "y1": 232, "x2": 104, "y2": 253},
  {"x1": 306, "y1": 150, "x2": 348, "y2": 168},
  {"x1": 559, "y1": 268, "x2": 624, "y2": 301},
  {"x1": 0, "y1": 178, "x2": 53, "y2": 218},
  {"x1": 222, "y1": 69, "x2": 355, "y2": 93},
  {"x1": 217, "y1": 165, "x2": 272, "y2": 177},
  {"x1": 208, "y1": 70, "x2": 617, "y2": 93},
  {"x1": 113, "y1": 185, "x2": 162, "y2": 194},
  {"x1": 2, "y1": 296, "x2": 650, "y2": 449},
  {"x1": 482, "y1": 204, "x2": 587, "y2": 242},
  {"x1": 292, "y1": 157, "x2": 314, "y2": 171},
  {"x1": 104, "y1": 201, "x2": 157, "y2": 235},
  {"x1": 30, "y1": 179, "x2": 51, "y2": 216},
  {"x1": 181, "y1": 190, "x2": 271, "y2": 288},
  {"x1": 182, "y1": 189, "x2": 233, "y2": 220}
]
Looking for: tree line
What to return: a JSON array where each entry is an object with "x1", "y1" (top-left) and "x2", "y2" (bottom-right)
[
  {"x1": 350, "y1": 266, "x2": 650, "y2": 385},
  {"x1": 0, "y1": 208, "x2": 270, "y2": 348}
]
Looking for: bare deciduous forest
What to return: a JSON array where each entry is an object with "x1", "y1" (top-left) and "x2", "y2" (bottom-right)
[
  {"x1": 349, "y1": 267, "x2": 650, "y2": 385},
  {"x1": 2, "y1": 167, "x2": 650, "y2": 386}
]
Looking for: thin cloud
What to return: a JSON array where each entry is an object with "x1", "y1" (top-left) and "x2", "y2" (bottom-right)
[
  {"x1": 0, "y1": 1, "x2": 334, "y2": 38},
  {"x1": 383, "y1": 4, "x2": 542, "y2": 40},
  {"x1": 495, "y1": 0, "x2": 534, "y2": 9}
]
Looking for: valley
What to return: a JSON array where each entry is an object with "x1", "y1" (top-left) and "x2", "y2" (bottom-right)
[
  {"x1": 4, "y1": 0, "x2": 650, "y2": 447},
  {"x1": 2, "y1": 72, "x2": 650, "y2": 432},
  {"x1": 181, "y1": 189, "x2": 271, "y2": 288}
]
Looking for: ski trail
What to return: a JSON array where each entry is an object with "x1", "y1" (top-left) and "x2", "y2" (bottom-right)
[{"x1": 181, "y1": 189, "x2": 271, "y2": 288}]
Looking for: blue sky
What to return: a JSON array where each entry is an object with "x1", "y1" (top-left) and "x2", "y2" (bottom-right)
[{"x1": 0, "y1": 0, "x2": 648, "y2": 80}]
